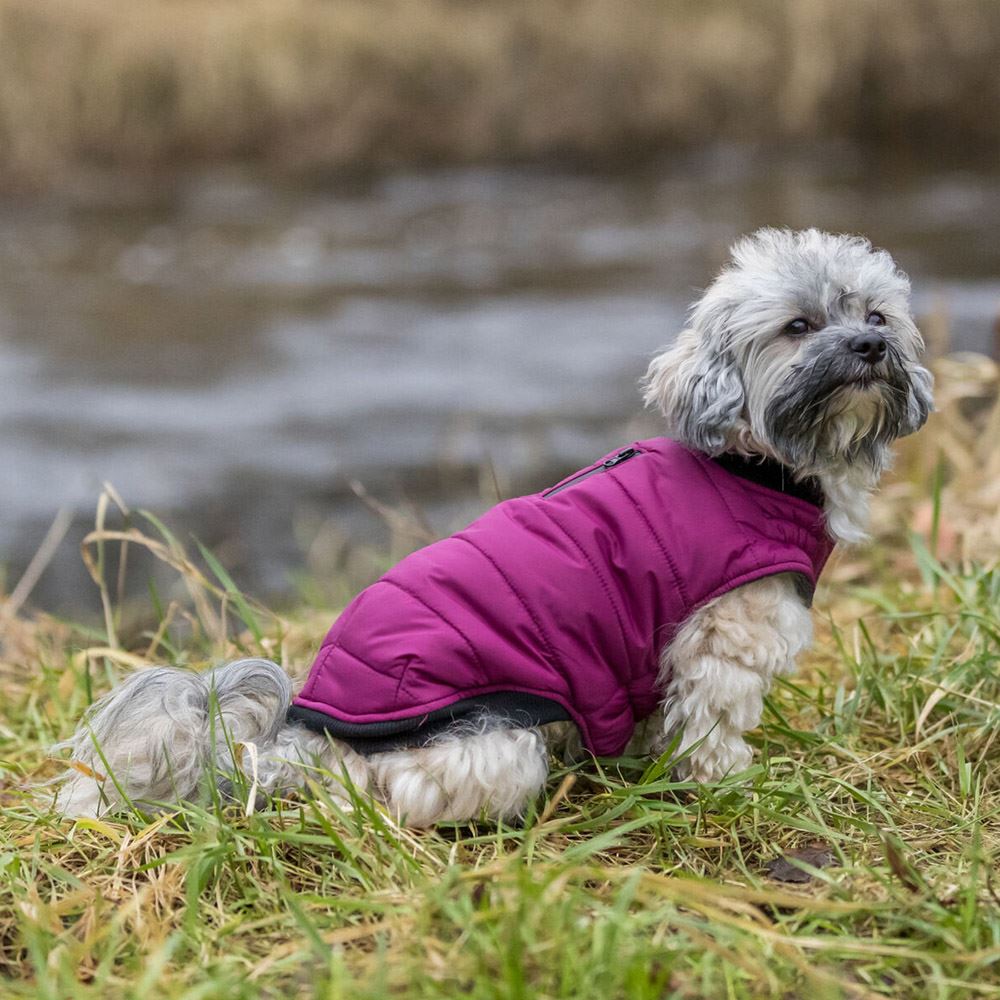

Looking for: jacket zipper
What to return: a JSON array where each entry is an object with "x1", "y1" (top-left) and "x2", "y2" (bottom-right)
[{"x1": 541, "y1": 447, "x2": 641, "y2": 498}]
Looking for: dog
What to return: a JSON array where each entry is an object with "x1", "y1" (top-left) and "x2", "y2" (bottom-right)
[{"x1": 52, "y1": 228, "x2": 933, "y2": 827}]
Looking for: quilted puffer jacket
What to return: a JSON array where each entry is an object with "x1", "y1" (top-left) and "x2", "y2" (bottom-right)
[{"x1": 287, "y1": 438, "x2": 833, "y2": 756}]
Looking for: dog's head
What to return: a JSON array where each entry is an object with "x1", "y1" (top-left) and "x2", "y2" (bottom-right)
[{"x1": 643, "y1": 228, "x2": 933, "y2": 477}]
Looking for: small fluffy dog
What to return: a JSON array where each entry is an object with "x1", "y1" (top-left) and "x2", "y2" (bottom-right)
[{"x1": 53, "y1": 228, "x2": 933, "y2": 827}]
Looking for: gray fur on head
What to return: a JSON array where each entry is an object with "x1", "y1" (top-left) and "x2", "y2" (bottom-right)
[{"x1": 642, "y1": 228, "x2": 933, "y2": 476}]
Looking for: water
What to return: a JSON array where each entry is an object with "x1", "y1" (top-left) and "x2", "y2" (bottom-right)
[{"x1": 2, "y1": 148, "x2": 998, "y2": 612}]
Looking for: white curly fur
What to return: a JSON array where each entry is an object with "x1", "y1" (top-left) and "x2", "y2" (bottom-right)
[
  {"x1": 50, "y1": 228, "x2": 932, "y2": 827},
  {"x1": 656, "y1": 574, "x2": 813, "y2": 781}
]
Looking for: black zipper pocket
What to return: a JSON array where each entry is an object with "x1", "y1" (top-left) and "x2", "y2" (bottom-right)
[{"x1": 541, "y1": 447, "x2": 641, "y2": 498}]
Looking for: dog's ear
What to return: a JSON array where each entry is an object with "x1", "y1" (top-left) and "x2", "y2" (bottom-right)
[
  {"x1": 642, "y1": 328, "x2": 745, "y2": 455},
  {"x1": 892, "y1": 313, "x2": 934, "y2": 438},
  {"x1": 901, "y1": 363, "x2": 934, "y2": 437}
]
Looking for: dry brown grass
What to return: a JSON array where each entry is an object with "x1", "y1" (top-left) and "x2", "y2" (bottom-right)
[
  {"x1": 863, "y1": 352, "x2": 1000, "y2": 574},
  {"x1": 1, "y1": 0, "x2": 998, "y2": 188}
]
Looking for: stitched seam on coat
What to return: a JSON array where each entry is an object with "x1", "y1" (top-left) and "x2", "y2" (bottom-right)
[
  {"x1": 693, "y1": 451, "x2": 828, "y2": 575},
  {"x1": 692, "y1": 453, "x2": 757, "y2": 554},
  {"x1": 299, "y1": 640, "x2": 407, "y2": 707},
  {"x1": 299, "y1": 596, "x2": 365, "y2": 701},
  {"x1": 535, "y1": 504, "x2": 632, "y2": 670},
  {"x1": 701, "y1": 457, "x2": 832, "y2": 584},
  {"x1": 610, "y1": 476, "x2": 691, "y2": 608},
  {"x1": 326, "y1": 640, "x2": 387, "y2": 675},
  {"x1": 320, "y1": 632, "x2": 415, "y2": 706},
  {"x1": 380, "y1": 577, "x2": 488, "y2": 697},
  {"x1": 456, "y1": 535, "x2": 562, "y2": 672},
  {"x1": 697, "y1": 561, "x2": 814, "y2": 610},
  {"x1": 689, "y1": 452, "x2": 774, "y2": 585},
  {"x1": 298, "y1": 644, "x2": 328, "y2": 701},
  {"x1": 393, "y1": 661, "x2": 412, "y2": 705}
]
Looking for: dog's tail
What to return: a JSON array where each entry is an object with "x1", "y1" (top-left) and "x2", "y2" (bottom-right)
[{"x1": 49, "y1": 659, "x2": 359, "y2": 818}]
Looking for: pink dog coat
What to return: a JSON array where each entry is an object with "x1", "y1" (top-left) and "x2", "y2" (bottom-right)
[{"x1": 288, "y1": 438, "x2": 833, "y2": 756}]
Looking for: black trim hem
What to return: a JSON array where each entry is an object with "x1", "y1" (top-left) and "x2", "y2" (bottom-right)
[{"x1": 287, "y1": 692, "x2": 571, "y2": 756}]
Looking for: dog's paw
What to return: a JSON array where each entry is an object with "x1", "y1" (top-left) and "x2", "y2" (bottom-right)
[{"x1": 680, "y1": 729, "x2": 753, "y2": 783}]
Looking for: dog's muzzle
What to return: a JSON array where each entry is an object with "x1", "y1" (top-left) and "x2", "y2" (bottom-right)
[{"x1": 763, "y1": 329, "x2": 918, "y2": 464}]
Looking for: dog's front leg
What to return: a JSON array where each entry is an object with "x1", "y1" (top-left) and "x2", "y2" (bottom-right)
[{"x1": 656, "y1": 574, "x2": 814, "y2": 782}]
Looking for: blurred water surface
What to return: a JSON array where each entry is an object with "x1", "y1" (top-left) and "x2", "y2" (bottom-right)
[{"x1": 2, "y1": 150, "x2": 998, "y2": 611}]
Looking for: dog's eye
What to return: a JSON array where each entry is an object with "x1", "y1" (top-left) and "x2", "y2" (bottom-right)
[
  {"x1": 783, "y1": 318, "x2": 812, "y2": 336},
  {"x1": 866, "y1": 310, "x2": 887, "y2": 326}
]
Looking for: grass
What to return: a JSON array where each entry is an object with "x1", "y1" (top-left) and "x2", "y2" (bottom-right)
[
  {"x1": 2, "y1": 0, "x2": 1000, "y2": 189},
  {"x1": 2, "y1": 353, "x2": 1000, "y2": 998}
]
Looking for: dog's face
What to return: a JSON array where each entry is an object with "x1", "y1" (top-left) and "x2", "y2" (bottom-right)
[{"x1": 644, "y1": 228, "x2": 934, "y2": 475}]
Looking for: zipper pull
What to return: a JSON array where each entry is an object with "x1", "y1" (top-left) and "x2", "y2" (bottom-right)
[
  {"x1": 541, "y1": 446, "x2": 641, "y2": 498},
  {"x1": 602, "y1": 447, "x2": 639, "y2": 468}
]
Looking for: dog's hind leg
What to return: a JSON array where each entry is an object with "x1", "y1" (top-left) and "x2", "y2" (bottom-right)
[
  {"x1": 246, "y1": 723, "x2": 371, "y2": 808},
  {"x1": 369, "y1": 720, "x2": 549, "y2": 827}
]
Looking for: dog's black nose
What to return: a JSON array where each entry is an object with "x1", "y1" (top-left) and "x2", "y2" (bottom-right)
[{"x1": 848, "y1": 332, "x2": 887, "y2": 364}]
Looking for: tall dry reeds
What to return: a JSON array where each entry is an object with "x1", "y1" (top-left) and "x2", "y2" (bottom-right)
[{"x1": 0, "y1": 0, "x2": 998, "y2": 187}]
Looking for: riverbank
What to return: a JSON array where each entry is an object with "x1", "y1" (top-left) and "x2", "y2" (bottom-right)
[{"x1": 2, "y1": 0, "x2": 999, "y2": 190}]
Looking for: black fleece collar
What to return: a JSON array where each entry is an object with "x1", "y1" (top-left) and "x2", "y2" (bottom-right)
[{"x1": 710, "y1": 452, "x2": 826, "y2": 509}]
